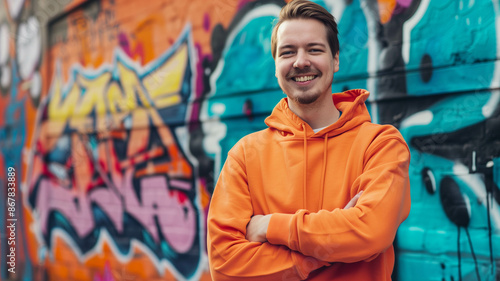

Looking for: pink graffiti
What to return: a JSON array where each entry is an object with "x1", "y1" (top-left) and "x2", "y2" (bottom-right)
[
  {"x1": 397, "y1": 0, "x2": 412, "y2": 8},
  {"x1": 34, "y1": 168, "x2": 197, "y2": 254},
  {"x1": 123, "y1": 170, "x2": 196, "y2": 253},
  {"x1": 118, "y1": 32, "x2": 145, "y2": 63},
  {"x1": 36, "y1": 179, "x2": 95, "y2": 237},
  {"x1": 93, "y1": 262, "x2": 115, "y2": 281},
  {"x1": 203, "y1": 13, "x2": 210, "y2": 31}
]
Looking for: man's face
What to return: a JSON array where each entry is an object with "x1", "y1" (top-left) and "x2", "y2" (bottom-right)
[{"x1": 275, "y1": 19, "x2": 339, "y2": 106}]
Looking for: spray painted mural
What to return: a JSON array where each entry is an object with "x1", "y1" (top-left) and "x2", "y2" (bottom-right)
[
  {"x1": 28, "y1": 29, "x2": 204, "y2": 281},
  {"x1": 0, "y1": 0, "x2": 499, "y2": 280}
]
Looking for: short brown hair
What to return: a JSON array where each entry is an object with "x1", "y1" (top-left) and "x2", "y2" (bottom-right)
[{"x1": 271, "y1": 0, "x2": 339, "y2": 59}]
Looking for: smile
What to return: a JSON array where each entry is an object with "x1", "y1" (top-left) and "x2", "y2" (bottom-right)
[{"x1": 292, "y1": 75, "x2": 316, "y2": 82}]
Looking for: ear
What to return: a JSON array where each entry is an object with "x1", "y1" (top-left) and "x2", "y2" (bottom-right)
[{"x1": 333, "y1": 51, "x2": 340, "y2": 73}]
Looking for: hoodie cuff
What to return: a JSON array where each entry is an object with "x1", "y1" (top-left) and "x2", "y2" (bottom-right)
[{"x1": 267, "y1": 213, "x2": 293, "y2": 247}]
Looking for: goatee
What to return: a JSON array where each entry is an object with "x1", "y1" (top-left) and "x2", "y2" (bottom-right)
[{"x1": 292, "y1": 92, "x2": 320, "y2": 104}]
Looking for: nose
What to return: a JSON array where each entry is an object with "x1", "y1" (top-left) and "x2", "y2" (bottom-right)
[{"x1": 293, "y1": 50, "x2": 310, "y2": 69}]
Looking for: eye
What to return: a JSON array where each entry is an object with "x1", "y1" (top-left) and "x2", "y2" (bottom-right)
[
  {"x1": 309, "y1": 48, "x2": 323, "y2": 53},
  {"x1": 280, "y1": 51, "x2": 294, "y2": 57}
]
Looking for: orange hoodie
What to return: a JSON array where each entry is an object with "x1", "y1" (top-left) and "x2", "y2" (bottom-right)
[{"x1": 207, "y1": 89, "x2": 411, "y2": 281}]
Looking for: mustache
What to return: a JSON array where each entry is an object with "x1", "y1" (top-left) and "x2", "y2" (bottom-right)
[{"x1": 286, "y1": 68, "x2": 321, "y2": 79}]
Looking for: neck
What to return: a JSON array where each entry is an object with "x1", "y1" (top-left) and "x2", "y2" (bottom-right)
[{"x1": 287, "y1": 94, "x2": 340, "y2": 129}]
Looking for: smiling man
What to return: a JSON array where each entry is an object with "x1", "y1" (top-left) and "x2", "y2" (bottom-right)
[{"x1": 207, "y1": 0, "x2": 411, "y2": 280}]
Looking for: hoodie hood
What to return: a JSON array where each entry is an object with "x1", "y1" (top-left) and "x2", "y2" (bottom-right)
[{"x1": 265, "y1": 89, "x2": 372, "y2": 138}]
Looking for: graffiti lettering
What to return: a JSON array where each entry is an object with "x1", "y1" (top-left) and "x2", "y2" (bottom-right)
[
  {"x1": 33, "y1": 170, "x2": 196, "y2": 253},
  {"x1": 48, "y1": 44, "x2": 188, "y2": 122},
  {"x1": 27, "y1": 28, "x2": 202, "y2": 278}
]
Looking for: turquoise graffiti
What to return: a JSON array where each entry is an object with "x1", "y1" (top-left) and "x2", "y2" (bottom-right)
[
  {"x1": 0, "y1": 62, "x2": 32, "y2": 280},
  {"x1": 205, "y1": 0, "x2": 283, "y2": 170},
  {"x1": 394, "y1": 1, "x2": 500, "y2": 280}
]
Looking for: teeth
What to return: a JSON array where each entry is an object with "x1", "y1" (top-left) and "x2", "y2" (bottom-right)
[{"x1": 294, "y1": 75, "x2": 315, "y2": 82}]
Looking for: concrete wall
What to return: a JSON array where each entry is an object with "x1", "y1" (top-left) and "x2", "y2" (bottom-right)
[{"x1": 0, "y1": 0, "x2": 499, "y2": 280}]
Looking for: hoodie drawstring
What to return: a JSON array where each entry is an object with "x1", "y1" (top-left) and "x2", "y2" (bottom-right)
[
  {"x1": 302, "y1": 124, "x2": 329, "y2": 210},
  {"x1": 302, "y1": 123, "x2": 307, "y2": 207},
  {"x1": 319, "y1": 134, "x2": 328, "y2": 210}
]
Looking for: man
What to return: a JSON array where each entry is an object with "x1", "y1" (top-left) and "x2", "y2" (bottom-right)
[{"x1": 207, "y1": 0, "x2": 411, "y2": 280}]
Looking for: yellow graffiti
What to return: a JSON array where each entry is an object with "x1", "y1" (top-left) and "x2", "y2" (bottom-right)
[
  {"x1": 117, "y1": 62, "x2": 152, "y2": 109},
  {"x1": 143, "y1": 44, "x2": 188, "y2": 108},
  {"x1": 49, "y1": 77, "x2": 81, "y2": 120},
  {"x1": 76, "y1": 73, "x2": 110, "y2": 116},
  {"x1": 47, "y1": 42, "x2": 189, "y2": 127}
]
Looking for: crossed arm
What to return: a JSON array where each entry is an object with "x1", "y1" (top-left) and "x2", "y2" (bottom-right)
[{"x1": 245, "y1": 191, "x2": 363, "y2": 243}]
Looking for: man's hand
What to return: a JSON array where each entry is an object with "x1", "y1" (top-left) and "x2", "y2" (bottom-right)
[
  {"x1": 344, "y1": 190, "x2": 363, "y2": 209},
  {"x1": 245, "y1": 191, "x2": 363, "y2": 242},
  {"x1": 246, "y1": 214, "x2": 271, "y2": 242}
]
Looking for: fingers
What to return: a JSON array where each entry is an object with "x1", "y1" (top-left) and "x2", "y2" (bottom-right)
[
  {"x1": 246, "y1": 215, "x2": 268, "y2": 242},
  {"x1": 343, "y1": 190, "x2": 363, "y2": 209}
]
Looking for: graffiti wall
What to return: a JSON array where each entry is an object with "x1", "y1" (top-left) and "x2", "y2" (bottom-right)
[{"x1": 0, "y1": 0, "x2": 498, "y2": 280}]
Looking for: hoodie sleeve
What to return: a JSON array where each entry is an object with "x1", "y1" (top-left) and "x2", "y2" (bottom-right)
[
  {"x1": 266, "y1": 134, "x2": 411, "y2": 263},
  {"x1": 207, "y1": 145, "x2": 330, "y2": 281}
]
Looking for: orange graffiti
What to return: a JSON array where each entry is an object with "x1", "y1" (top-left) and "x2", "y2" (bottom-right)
[
  {"x1": 378, "y1": 0, "x2": 397, "y2": 24},
  {"x1": 50, "y1": 0, "x2": 243, "y2": 83}
]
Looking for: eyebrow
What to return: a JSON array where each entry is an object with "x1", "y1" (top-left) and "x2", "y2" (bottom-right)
[{"x1": 278, "y1": 42, "x2": 327, "y2": 50}]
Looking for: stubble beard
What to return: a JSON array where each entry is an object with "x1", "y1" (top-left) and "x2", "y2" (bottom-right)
[{"x1": 291, "y1": 90, "x2": 321, "y2": 104}]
